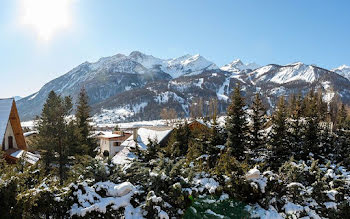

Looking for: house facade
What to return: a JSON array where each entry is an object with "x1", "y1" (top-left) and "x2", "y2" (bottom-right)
[
  {"x1": 99, "y1": 131, "x2": 132, "y2": 158},
  {"x1": 0, "y1": 98, "x2": 27, "y2": 162}
]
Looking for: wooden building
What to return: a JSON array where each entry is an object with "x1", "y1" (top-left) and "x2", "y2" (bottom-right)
[
  {"x1": 188, "y1": 120, "x2": 210, "y2": 132},
  {"x1": 0, "y1": 98, "x2": 27, "y2": 163}
]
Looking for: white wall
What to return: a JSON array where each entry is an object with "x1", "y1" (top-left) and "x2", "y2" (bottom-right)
[
  {"x1": 100, "y1": 139, "x2": 110, "y2": 156},
  {"x1": 99, "y1": 139, "x2": 124, "y2": 158},
  {"x1": 2, "y1": 121, "x2": 18, "y2": 150}
]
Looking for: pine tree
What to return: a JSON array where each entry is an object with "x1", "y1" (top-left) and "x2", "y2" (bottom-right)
[
  {"x1": 288, "y1": 93, "x2": 297, "y2": 117},
  {"x1": 303, "y1": 90, "x2": 321, "y2": 158},
  {"x1": 316, "y1": 89, "x2": 328, "y2": 120},
  {"x1": 290, "y1": 93, "x2": 303, "y2": 158},
  {"x1": 225, "y1": 84, "x2": 248, "y2": 160},
  {"x1": 35, "y1": 91, "x2": 73, "y2": 185},
  {"x1": 167, "y1": 122, "x2": 191, "y2": 158},
  {"x1": 337, "y1": 103, "x2": 347, "y2": 129},
  {"x1": 269, "y1": 96, "x2": 290, "y2": 166},
  {"x1": 75, "y1": 87, "x2": 97, "y2": 157},
  {"x1": 144, "y1": 138, "x2": 160, "y2": 162},
  {"x1": 114, "y1": 124, "x2": 120, "y2": 131},
  {"x1": 209, "y1": 98, "x2": 218, "y2": 122},
  {"x1": 249, "y1": 93, "x2": 267, "y2": 153}
]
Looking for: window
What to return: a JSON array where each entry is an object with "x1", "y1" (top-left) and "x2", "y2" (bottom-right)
[
  {"x1": 8, "y1": 136, "x2": 13, "y2": 149},
  {"x1": 113, "y1": 142, "x2": 120, "y2": 147}
]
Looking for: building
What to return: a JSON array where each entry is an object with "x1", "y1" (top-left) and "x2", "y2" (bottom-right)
[
  {"x1": 188, "y1": 120, "x2": 210, "y2": 132},
  {"x1": 98, "y1": 131, "x2": 132, "y2": 158},
  {"x1": 0, "y1": 98, "x2": 28, "y2": 163},
  {"x1": 112, "y1": 127, "x2": 173, "y2": 165}
]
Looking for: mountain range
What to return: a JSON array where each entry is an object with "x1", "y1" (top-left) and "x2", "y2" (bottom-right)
[{"x1": 17, "y1": 51, "x2": 350, "y2": 122}]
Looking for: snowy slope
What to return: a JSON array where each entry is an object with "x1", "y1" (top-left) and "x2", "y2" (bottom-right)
[
  {"x1": 221, "y1": 59, "x2": 260, "y2": 73},
  {"x1": 16, "y1": 51, "x2": 350, "y2": 122},
  {"x1": 17, "y1": 51, "x2": 218, "y2": 120},
  {"x1": 332, "y1": 65, "x2": 350, "y2": 81},
  {"x1": 249, "y1": 62, "x2": 322, "y2": 84},
  {"x1": 164, "y1": 54, "x2": 218, "y2": 78}
]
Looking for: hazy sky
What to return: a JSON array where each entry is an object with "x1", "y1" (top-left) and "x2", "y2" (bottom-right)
[{"x1": 0, "y1": 0, "x2": 349, "y2": 98}]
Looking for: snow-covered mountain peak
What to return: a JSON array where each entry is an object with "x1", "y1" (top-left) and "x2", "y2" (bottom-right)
[
  {"x1": 332, "y1": 65, "x2": 350, "y2": 80},
  {"x1": 249, "y1": 63, "x2": 322, "y2": 84},
  {"x1": 287, "y1": 61, "x2": 304, "y2": 66},
  {"x1": 164, "y1": 54, "x2": 218, "y2": 78},
  {"x1": 333, "y1": 64, "x2": 350, "y2": 71},
  {"x1": 221, "y1": 59, "x2": 260, "y2": 73},
  {"x1": 128, "y1": 51, "x2": 163, "y2": 69}
]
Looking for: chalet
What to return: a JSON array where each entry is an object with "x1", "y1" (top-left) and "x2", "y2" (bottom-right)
[
  {"x1": 98, "y1": 131, "x2": 132, "y2": 158},
  {"x1": 112, "y1": 127, "x2": 173, "y2": 165},
  {"x1": 0, "y1": 98, "x2": 27, "y2": 163}
]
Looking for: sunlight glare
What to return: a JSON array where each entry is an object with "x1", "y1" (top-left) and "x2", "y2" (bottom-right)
[{"x1": 20, "y1": 0, "x2": 72, "y2": 41}]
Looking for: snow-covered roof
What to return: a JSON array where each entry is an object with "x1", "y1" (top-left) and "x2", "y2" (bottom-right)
[
  {"x1": 113, "y1": 128, "x2": 172, "y2": 165},
  {"x1": 10, "y1": 149, "x2": 40, "y2": 165},
  {"x1": 111, "y1": 147, "x2": 136, "y2": 165},
  {"x1": 121, "y1": 128, "x2": 172, "y2": 149},
  {"x1": 99, "y1": 132, "x2": 122, "y2": 139},
  {"x1": 23, "y1": 131, "x2": 39, "y2": 137},
  {"x1": 0, "y1": 98, "x2": 13, "y2": 144}
]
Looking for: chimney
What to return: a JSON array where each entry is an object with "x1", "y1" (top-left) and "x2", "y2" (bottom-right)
[
  {"x1": 113, "y1": 130, "x2": 124, "y2": 136},
  {"x1": 133, "y1": 128, "x2": 138, "y2": 142}
]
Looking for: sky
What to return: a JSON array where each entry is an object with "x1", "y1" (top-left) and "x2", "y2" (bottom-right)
[{"x1": 0, "y1": 0, "x2": 349, "y2": 98}]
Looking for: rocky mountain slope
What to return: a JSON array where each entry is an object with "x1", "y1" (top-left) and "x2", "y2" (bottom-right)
[
  {"x1": 17, "y1": 51, "x2": 350, "y2": 122},
  {"x1": 333, "y1": 65, "x2": 350, "y2": 81}
]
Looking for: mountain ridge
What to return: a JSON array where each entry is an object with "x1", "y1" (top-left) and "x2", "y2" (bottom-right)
[{"x1": 17, "y1": 51, "x2": 350, "y2": 122}]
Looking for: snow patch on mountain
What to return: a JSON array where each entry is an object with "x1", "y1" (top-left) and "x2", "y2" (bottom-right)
[
  {"x1": 217, "y1": 77, "x2": 231, "y2": 101},
  {"x1": 164, "y1": 54, "x2": 218, "y2": 78},
  {"x1": 154, "y1": 91, "x2": 185, "y2": 104},
  {"x1": 221, "y1": 59, "x2": 260, "y2": 73},
  {"x1": 332, "y1": 65, "x2": 350, "y2": 80},
  {"x1": 250, "y1": 63, "x2": 320, "y2": 84},
  {"x1": 194, "y1": 78, "x2": 204, "y2": 88},
  {"x1": 93, "y1": 102, "x2": 148, "y2": 124},
  {"x1": 270, "y1": 63, "x2": 317, "y2": 84}
]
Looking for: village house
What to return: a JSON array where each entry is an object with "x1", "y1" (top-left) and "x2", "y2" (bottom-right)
[
  {"x1": 0, "y1": 98, "x2": 30, "y2": 163},
  {"x1": 112, "y1": 127, "x2": 173, "y2": 165},
  {"x1": 98, "y1": 130, "x2": 132, "y2": 158}
]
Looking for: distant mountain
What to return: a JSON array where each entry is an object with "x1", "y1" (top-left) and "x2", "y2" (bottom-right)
[
  {"x1": 220, "y1": 59, "x2": 260, "y2": 73},
  {"x1": 17, "y1": 51, "x2": 219, "y2": 120},
  {"x1": 243, "y1": 62, "x2": 350, "y2": 107},
  {"x1": 17, "y1": 51, "x2": 350, "y2": 122},
  {"x1": 332, "y1": 65, "x2": 350, "y2": 81}
]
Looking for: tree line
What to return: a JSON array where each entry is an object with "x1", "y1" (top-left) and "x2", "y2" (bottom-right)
[{"x1": 158, "y1": 84, "x2": 350, "y2": 173}]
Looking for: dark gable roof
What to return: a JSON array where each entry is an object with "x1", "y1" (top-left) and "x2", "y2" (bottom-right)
[{"x1": 0, "y1": 98, "x2": 14, "y2": 144}]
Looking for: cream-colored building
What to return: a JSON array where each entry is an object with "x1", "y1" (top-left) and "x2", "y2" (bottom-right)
[{"x1": 99, "y1": 131, "x2": 132, "y2": 158}]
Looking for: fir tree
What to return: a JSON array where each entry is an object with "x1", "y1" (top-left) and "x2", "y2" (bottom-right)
[
  {"x1": 35, "y1": 91, "x2": 73, "y2": 185},
  {"x1": 248, "y1": 93, "x2": 267, "y2": 153},
  {"x1": 114, "y1": 124, "x2": 120, "y2": 131},
  {"x1": 303, "y1": 90, "x2": 321, "y2": 158},
  {"x1": 290, "y1": 93, "x2": 303, "y2": 159},
  {"x1": 269, "y1": 96, "x2": 290, "y2": 166},
  {"x1": 75, "y1": 87, "x2": 97, "y2": 157},
  {"x1": 167, "y1": 122, "x2": 191, "y2": 158},
  {"x1": 337, "y1": 103, "x2": 347, "y2": 129},
  {"x1": 225, "y1": 84, "x2": 248, "y2": 160},
  {"x1": 144, "y1": 138, "x2": 160, "y2": 162}
]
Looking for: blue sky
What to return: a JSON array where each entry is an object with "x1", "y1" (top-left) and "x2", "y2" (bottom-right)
[{"x1": 0, "y1": 0, "x2": 349, "y2": 98}]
